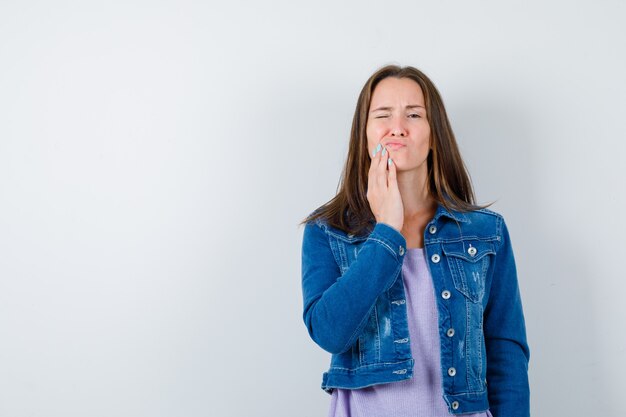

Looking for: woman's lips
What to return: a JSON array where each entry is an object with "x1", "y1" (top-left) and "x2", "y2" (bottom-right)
[{"x1": 386, "y1": 143, "x2": 405, "y2": 150}]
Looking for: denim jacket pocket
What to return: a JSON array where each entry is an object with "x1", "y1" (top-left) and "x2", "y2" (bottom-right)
[{"x1": 442, "y1": 240, "x2": 496, "y2": 303}]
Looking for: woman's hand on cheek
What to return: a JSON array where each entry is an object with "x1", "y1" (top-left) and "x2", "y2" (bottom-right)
[{"x1": 366, "y1": 143, "x2": 404, "y2": 233}]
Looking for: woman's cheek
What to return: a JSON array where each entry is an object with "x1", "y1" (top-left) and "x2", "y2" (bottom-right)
[{"x1": 365, "y1": 130, "x2": 378, "y2": 155}]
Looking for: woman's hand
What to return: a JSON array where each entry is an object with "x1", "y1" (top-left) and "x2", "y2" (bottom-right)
[{"x1": 366, "y1": 143, "x2": 404, "y2": 233}]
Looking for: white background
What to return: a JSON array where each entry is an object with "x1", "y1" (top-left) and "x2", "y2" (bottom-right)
[{"x1": 1, "y1": 1, "x2": 625, "y2": 416}]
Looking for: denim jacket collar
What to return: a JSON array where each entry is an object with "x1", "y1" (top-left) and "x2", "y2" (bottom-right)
[{"x1": 433, "y1": 204, "x2": 469, "y2": 223}]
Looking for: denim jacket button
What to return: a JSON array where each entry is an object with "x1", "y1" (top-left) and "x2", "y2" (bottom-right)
[
  {"x1": 451, "y1": 401, "x2": 459, "y2": 410},
  {"x1": 399, "y1": 246, "x2": 405, "y2": 256},
  {"x1": 429, "y1": 225, "x2": 437, "y2": 234},
  {"x1": 441, "y1": 290, "x2": 451, "y2": 300},
  {"x1": 446, "y1": 328, "x2": 455, "y2": 337},
  {"x1": 468, "y1": 245, "x2": 477, "y2": 256},
  {"x1": 431, "y1": 254, "x2": 441, "y2": 263},
  {"x1": 448, "y1": 367, "x2": 457, "y2": 377}
]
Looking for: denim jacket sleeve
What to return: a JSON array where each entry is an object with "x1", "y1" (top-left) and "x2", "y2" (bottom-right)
[
  {"x1": 484, "y1": 216, "x2": 531, "y2": 417},
  {"x1": 301, "y1": 220, "x2": 407, "y2": 354}
]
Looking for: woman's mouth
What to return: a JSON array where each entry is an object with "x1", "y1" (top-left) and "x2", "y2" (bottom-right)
[{"x1": 386, "y1": 143, "x2": 405, "y2": 150}]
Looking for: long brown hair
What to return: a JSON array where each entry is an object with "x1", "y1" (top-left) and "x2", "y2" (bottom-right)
[{"x1": 300, "y1": 64, "x2": 488, "y2": 235}]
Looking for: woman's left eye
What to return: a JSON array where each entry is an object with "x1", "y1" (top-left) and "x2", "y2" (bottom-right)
[{"x1": 408, "y1": 114, "x2": 420, "y2": 118}]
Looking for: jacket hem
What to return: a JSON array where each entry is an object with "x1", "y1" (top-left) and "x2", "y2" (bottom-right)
[{"x1": 321, "y1": 358, "x2": 414, "y2": 393}]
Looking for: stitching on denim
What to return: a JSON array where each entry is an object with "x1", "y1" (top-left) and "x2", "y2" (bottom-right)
[
  {"x1": 453, "y1": 255, "x2": 488, "y2": 303},
  {"x1": 337, "y1": 240, "x2": 348, "y2": 273},
  {"x1": 373, "y1": 306, "x2": 381, "y2": 361},
  {"x1": 480, "y1": 257, "x2": 490, "y2": 298},
  {"x1": 437, "y1": 209, "x2": 469, "y2": 223},
  {"x1": 328, "y1": 359, "x2": 413, "y2": 372},
  {"x1": 465, "y1": 296, "x2": 472, "y2": 390},
  {"x1": 473, "y1": 208, "x2": 502, "y2": 219},
  {"x1": 443, "y1": 388, "x2": 489, "y2": 397},
  {"x1": 426, "y1": 235, "x2": 499, "y2": 245},
  {"x1": 478, "y1": 306, "x2": 484, "y2": 389},
  {"x1": 458, "y1": 258, "x2": 470, "y2": 297},
  {"x1": 496, "y1": 215, "x2": 504, "y2": 251},
  {"x1": 326, "y1": 229, "x2": 368, "y2": 243},
  {"x1": 359, "y1": 336, "x2": 364, "y2": 364},
  {"x1": 447, "y1": 255, "x2": 462, "y2": 299},
  {"x1": 368, "y1": 236, "x2": 397, "y2": 259},
  {"x1": 441, "y1": 242, "x2": 497, "y2": 261},
  {"x1": 325, "y1": 232, "x2": 345, "y2": 274},
  {"x1": 456, "y1": 217, "x2": 463, "y2": 238}
]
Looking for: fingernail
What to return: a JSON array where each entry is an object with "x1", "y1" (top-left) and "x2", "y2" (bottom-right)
[
  {"x1": 382, "y1": 147, "x2": 387, "y2": 156},
  {"x1": 373, "y1": 144, "x2": 381, "y2": 156},
  {"x1": 388, "y1": 158, "x2": 392, "y2": 166}
]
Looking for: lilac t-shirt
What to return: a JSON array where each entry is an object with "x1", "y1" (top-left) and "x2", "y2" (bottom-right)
[{"x1": 328, "y1": 247, "x2": 492, "y2": 417}]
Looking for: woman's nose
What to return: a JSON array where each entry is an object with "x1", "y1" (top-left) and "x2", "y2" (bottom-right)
[{"x1": 390, "y1": 118, "x2": 408, "y2": 136}]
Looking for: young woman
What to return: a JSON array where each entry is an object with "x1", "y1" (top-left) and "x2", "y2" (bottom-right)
[{"x1": 300, "y1": 65, "x2": 530, "y2": 417}]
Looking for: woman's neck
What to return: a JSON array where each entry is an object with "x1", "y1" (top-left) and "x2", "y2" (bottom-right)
[{"x1": 396, "y1": 169, "x2": 436, "y2": 220}]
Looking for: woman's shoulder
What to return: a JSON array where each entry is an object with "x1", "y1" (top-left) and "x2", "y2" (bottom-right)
[
  {"x1": 448, "y1": 206, "x2": 508, "y2": 238},
  {"x1": 467, "y1": 207, "x2": 514, "y2": 233},
  {"x1": 304, "y1": 206, "x2": 375, "y2": 241},
  {"x1": 467, "y1": 206, "x2": 505, "y2": 221},
  {"x1": 460, "y1": 207, "x2": 516, "y2": 251},
  {"x1": 441, "y1": 204, "x2": 504, "y2": 224},
  {"x1": 303, "y1": 207, "x2": 328, "y2": 228}
]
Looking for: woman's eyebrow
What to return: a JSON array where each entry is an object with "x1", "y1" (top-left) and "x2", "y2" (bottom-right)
[{"x1": 370, "y1": 105, "x2": 425, "y2": 113}]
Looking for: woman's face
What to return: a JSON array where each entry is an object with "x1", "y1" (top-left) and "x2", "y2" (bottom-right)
[{"x1": 366, "y1": 77, "x2": 431, "y2": 176}]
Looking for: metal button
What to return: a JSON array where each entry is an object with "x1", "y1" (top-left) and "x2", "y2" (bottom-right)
[
  {"x1": 448, "y1": 367, "x2": 456, "y2": 377},
  {"x1": 446, "y1": 328, "x2": 455, "y2": 337},
  {"x1": 431, "y1": 254, "x2": 440, "y2": 263},
  {"x1": 441, "y1": 290, "x2": 451, "y2": 300},
  {"x1": 468, "y1": 245, "x2": 477, "y2": 257},
  {"x1": 429, "y1": 225, "x2": 437, "y2": 234},
  {"x1": 452, "y1": 401, "x2": 459, "y2": 410},
  {"x1": 399, "y1": 246, "x2": 405, "y2": 256}
]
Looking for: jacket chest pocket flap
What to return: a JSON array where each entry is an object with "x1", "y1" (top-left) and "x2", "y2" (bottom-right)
[{"x1": 442, "y1": 240, "x2": 496, "y2": 303}]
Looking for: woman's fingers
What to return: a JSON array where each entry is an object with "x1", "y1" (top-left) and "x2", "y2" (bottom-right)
[
  {"x1": 368, "y1": 143, "x2": 392, "y2": 191},
  {"x1": 387, "y1": 154, "x2": 396, "y2": 188},
  {"x1": 369, "y1": 144, "x2": 383, "y2": 182},
  {"x1": 377, "y1": 145, "x2": 389, "y2": 188},
  {"x1": 366, "y1": 142, "x2": 403, "y2": 228}
]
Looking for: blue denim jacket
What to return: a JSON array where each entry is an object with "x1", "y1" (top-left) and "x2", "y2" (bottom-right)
[{"x1": 301, "y1": 204, "x2": 530, "y2": 416}]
